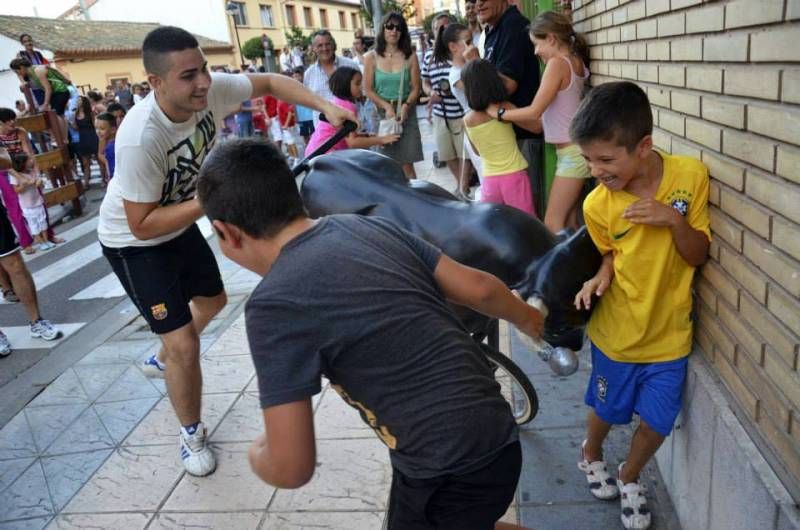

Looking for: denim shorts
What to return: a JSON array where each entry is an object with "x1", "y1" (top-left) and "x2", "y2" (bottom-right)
[{"x1": 585, "y1": 342, "x2": 688, "y2": 436}]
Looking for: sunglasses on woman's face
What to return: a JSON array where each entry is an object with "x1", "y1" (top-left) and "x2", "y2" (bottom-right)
[{"x1": 384, "y1": 23, "x2": 402, "y2": 31}]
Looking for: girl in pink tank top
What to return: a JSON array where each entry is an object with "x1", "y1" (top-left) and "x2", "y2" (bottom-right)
[{"x1": 487, "y1": 12, "x2": 591, "y2": 235}]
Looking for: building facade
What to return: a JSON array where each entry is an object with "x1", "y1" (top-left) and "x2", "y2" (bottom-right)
[{"x1": 572, "y1": 1, "x2": 800, "y2": 528}]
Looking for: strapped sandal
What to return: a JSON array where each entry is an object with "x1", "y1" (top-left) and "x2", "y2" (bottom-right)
[
  {"x1": 2, "y1": 289, "x2": 19, "y2": 303},
  {"x1": 618, "y1": 462, "x2": 652, "y2": 529},
  {"x1": 578, "y1": 439, "x2": 619, "y2": 500}
]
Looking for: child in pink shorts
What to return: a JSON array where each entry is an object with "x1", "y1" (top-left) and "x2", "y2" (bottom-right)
[{"x1": 461, "y1": 59, "x2": 536, "y2": 217}]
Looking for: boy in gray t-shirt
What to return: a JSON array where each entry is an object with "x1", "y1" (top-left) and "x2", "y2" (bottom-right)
[{"x1": 198, "y1": 138, "x2": 543, "y2": 530}]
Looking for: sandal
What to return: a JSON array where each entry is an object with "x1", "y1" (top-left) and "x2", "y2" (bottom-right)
[
  {"x1": 618, "y1": 462, "x2": 652, "y2": 529},
  {"x1": 578, "y1": 439, "x2": 619, "y2": 500},
  {"x1": 2, "y1": 289, "x2": 19, "y2": 303}
]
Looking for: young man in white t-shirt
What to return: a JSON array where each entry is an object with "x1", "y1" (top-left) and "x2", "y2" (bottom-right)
[{"x1": 97, "y1": 26, "x2": 355, "y2": 477}]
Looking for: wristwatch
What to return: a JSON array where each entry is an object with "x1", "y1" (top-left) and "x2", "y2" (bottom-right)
[{"x1": 497, "y1": 107, "x2": 506, "y2": 122}]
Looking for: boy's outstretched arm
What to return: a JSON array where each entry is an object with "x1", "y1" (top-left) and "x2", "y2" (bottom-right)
[
  {"x1": 249, "y1": 398, "x2": 316, "y2": 489},
  {"x1": 433, "y1": 254, "x2": 544, "y2": 341},
  {"x1": 623, "y1": 198, "x2": 710, "y2": 267},
  {"x1": 575, "y1": 252, "x2": 614, "y2": 310}
]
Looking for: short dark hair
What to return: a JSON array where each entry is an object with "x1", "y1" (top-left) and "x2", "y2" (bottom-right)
[
  {"x1": 310, "y1": 29, "x2": 337, "y2": 52},
  {"x1": 292, "y1": 66, "x2": 305, "y2": 76},
  {"x1": 87, "y1": 90, "x2": 103, "y2": 102},
  {"x1": 9, "y1": 57, "x2": 31, "y2": 71},
  {"x1": 142, "y1": 26, "x2": 199, "y2": 76},
  {"x1": 106, "y1": 102, "x2": 126, "y2": 115},
  {"x1": 461, "y1": 59, "x2": 507, "y2": 111},
  {"x1": 95, "y1": 112, "x2": 117, "y2": 128},
  {"x1": 569, "y1": 81, "x2": 653, "y2": 152},
  {"x1": 19, "y1": 33, "x2": 32, "y2": 44},
  {"x1": 376, "y1": 12, "x2": 413, "y2": 59},
  {"x1": 328, "y1": 66, "x2": 361, "y2": 102},
  {"x1": 11, "y1": 152, "x2": 28, "y2": 172},
  {"x1": 197, "y1": 138, "x2": 306, "y2": 239},
  {"x1": 0, "y1": 108, "x2": 16, "y2": 123}
]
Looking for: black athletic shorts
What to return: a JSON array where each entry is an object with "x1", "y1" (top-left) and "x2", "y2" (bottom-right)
[
  {"x1": 386, "y1": 441, "x2": 522, "y2": 530},
  {"x1": 50, "y1": 91, "x2": 70, "y2": 116},
  {"x1": 0, "y1": 203, "x2": 21, "y2": 258},
  {"x1": 101, "y1": 223, "x2": 224, "y2": 335}
]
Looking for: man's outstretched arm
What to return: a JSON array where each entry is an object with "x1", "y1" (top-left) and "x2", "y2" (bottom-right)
[
  {"x1": 433, "y1": 254, "x2": 544, "y2": 341},
  {"x1": 247, "y1": 74, "x2": 357, "y2": 128}
]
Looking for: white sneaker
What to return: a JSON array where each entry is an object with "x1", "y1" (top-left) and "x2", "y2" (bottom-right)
[
  {"x1": 578, "y1": 440, "x2": 619, "y2": 500},
  {"x1": 142, "y1": 354, "x2": 166, "y2": 378},
  {"x1": 179, "y1": 422, "x2": 216, "y2": 476},
  {"x1": 0, "y1": 331, "x2": 11, "y2": 358},
  {"x1": 30, "y1": 319, "x2": 62, "y2": 341},
  {"x1": 618, "y1": 462, "x2": 652, "y2": 529}
]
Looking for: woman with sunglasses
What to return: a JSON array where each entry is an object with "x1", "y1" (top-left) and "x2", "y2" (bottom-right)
[{"x1": 364, "y1": 13, "x2": 423, "y2": 178}]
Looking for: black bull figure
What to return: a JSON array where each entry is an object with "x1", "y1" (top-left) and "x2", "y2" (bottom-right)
[{"x1": 299, "y1": 149, "x2": 602, "y2": 375}]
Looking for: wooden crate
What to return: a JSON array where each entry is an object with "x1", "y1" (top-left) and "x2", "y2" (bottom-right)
[
  {"x1": 16, "y1": 113, "x2": 48, "y2": 133},
  {"x1": 35, "y1": 149, "x2": 66, "y2": 170},
  {"x1": 44, "y1": 182, "x2": 79, "y2": 207}
]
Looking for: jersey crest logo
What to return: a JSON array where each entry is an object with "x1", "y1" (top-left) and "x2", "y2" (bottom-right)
[
  {"x1": 667, "y1": 188, "x2": 693, "y2": 217},
  {"x1": 596, "y1": 376, "x2": 608, "y2": 403},
  {"x1": 151, "y1": 303, "x2": 168, "y2": 321}
]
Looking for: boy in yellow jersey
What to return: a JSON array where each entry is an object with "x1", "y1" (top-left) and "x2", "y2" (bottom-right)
[{"x1": 570, "y1": 82, "x2": 710, "y2": 530}]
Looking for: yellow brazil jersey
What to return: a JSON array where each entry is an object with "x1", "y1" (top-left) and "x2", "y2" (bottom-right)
[{"x1": 583, "y1": 151, "x2": 711, "y2": 363}]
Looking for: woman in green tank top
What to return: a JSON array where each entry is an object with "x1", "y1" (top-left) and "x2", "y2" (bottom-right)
[
  {"x1": 10, "y1": 57, "x2": 73, "y2": 143},
  {"x1": 364, "y1": 12, "x2": 423, "y2": 178}
]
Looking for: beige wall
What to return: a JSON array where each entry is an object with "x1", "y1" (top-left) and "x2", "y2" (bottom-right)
[
  {"x1": 573, "y1": 0, "x2": 800, "y2": 499},
  {"x1": 55, "y1": 51, "x2": 236, "y2": 91},
  {"x1": 230, "y1": 0, "x2": 365, "y2": 52}
]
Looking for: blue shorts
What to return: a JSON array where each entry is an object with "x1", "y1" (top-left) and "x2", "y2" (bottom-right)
[{"x1": 584, "y1": 342, "x2": 688, "y2": 436}]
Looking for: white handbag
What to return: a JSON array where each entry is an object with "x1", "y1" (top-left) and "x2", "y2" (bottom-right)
[{"x1": 378, "y1": 59, "x2": 407, "y2": 136}]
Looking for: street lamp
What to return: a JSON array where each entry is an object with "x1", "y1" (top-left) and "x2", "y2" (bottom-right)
[{"x1": 226, "y1": 1, "x2": 245, "y2": 69}]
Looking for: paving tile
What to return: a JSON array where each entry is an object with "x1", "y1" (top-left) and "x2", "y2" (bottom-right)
[
  {"x1": 95, "y1": 365, "x2": 161, "y2": 403},
  {"x1": 150, "y1": 512, "x2": 262, "y2": 530},
  {"x1": 125, "y1": 393, "x2": 237, "y2": 446},
  {"x1": 0, "y1": 413, "x2": 38, "y2": 460},
  {"x1": 0, "y1": 517, "x2": 51, "y2": 530},
  {"x1": 72, "y1": 364, "x2": 128, "y2": 401},
  {"x1": 261, "y1": 512, "x2": 384, "y2": 529},
  {"x1": 517, "y1": 429, "x2": 590, "y2": 505},
  {"x1": 76, "y1": 339, "x2": 158, "y2": 366},
  {"x1": 93, "y1": 397, "x2": 159, "y2": 444},
  {"x1": 520, "y1": 502, "x2": 620, "y2": 529},
  {"x1": 314, "y1": 389, "x2": 374, "y2": 440},
  {"x1": 0, "y1": 457, "x2": 35, "y2": 491},
  {"x1": 200, "y1": 355, "x2": 254, "y2": 394},
  {"x1": 44, "y1": 408, "x2": 114, "y2": 455},
  {"x1": 24, "y1": 405, "x2": 87, "y2": 454},
  {"x1": 210, "y1": 393, "x2": 263, "y2": 443},
  {"x1": 46, "y1": 513, "x2": 151, "y2": 529},
  {"x1": 1, "y1": 460, "x2": 54, "y2": 521},
  {"x1": 203, "y1": 327, "x2": 250, "y2": 358},
  {"x1": 518, "y1": 374, "x2": 589, "y2": 431},
  {"x1": 27, "y1": 370, "x2": 89, "y2": 408},
  {"x1": 63, "y1": 445, "x2": 183, "y2": 513},
  {"x1": 41, "y1": 449, "x2": 113, "y2": 510},
  {"x1": 270, "y1": 438, "x2": 391, "y2": 512},
  {"x1": 162, "y1": 443, "x2": 274, "y2": 511}
]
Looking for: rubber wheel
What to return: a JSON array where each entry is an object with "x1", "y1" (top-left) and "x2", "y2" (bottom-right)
[{"x1": 480, "y1": 343, "x2": 539, "y2": 425}]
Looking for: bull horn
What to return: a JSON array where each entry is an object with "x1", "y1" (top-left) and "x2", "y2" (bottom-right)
[{"x1": 514, "y1": 296, "x2": 580, "y2": 376}]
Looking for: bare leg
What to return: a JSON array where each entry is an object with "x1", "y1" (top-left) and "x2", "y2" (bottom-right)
[
  {"x1": 0, "y1": 251, "x2": 41, "y2": 322},
  {"x1": 157, "y1": 291, "x2": 227, "y2": 426},
  {"x1": 402, "y1": 163, "x2": 416, "y2": 179},
  {"x1": 583, "y1": 409, "x2": 613, "y2": 462},
  {"x1": 80, "y1": 156, "x2": 91, "y2": 186},
  {"x1": 619, "y1": 420, "x2": 665, "y2": 483},
  {"x1": 156, "y1": 291, "x2": 227, "y2": 363},
  {"x1": 496, "y1": 522, "x2": 531, "y2": 530},
  {"x1": 543, "y1": 176, "x2": 586, "y2": 235},
  {"x1": 0, "y1": 266, "x2": 11, "y2": 293}
]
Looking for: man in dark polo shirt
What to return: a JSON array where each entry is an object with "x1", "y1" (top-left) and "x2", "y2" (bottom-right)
[{"x1": 468, "y1": 0, "x2": 543, "y2": 214}]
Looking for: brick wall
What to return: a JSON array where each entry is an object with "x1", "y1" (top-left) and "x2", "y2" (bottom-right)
[{"x1": 571, "y1": 0, "x2": 800, "y2": 499}]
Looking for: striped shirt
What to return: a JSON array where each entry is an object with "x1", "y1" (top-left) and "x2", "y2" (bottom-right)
[
  {"x1": 421, "y1": 49, "x2": 464, "y2": 119},
  {"x1": 303, "y1": 55, "x2": 360, "y2": 124}
]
